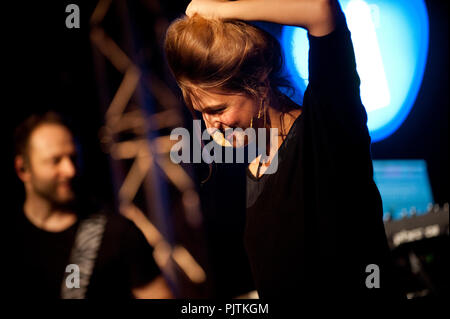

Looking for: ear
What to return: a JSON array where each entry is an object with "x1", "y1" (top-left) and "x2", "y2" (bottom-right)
[{"x1": 15, "y1": 155, "x2": 30, "y2": 183}]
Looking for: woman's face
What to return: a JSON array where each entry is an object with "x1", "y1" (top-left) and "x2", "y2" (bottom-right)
[{"x1": 191, "y1": 89, "x2": 259, "y2": 147}]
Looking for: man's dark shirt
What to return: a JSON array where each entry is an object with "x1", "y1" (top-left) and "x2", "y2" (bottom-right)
[{"x1": 13, "y1": 210, "x2": 160, "y2": 299}]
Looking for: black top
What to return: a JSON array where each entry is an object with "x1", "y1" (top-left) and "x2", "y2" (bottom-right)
[
  {"x1": 12, "y1": 210, "x2": 160, "y2": 299},
  {"x1": 245, "y1": 12, "x2": 400, "y2": 299}
]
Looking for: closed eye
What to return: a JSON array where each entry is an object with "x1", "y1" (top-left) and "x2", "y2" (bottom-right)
[
  {"x1": 200, "y1": 103, "x2": 229, "y2": 115},
  {"x1": 207, "y1": 107, "x2": 226, "y2": 115}
]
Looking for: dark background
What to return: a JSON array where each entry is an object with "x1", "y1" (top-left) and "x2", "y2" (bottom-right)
[
  {"x1": 5, "y1": 0, "x2": 448, "y2": 298},
  {"x1": 370, "y1": 0, "x2": 448, "y2": 206}
]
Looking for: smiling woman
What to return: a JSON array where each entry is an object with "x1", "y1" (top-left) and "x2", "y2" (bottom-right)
[
  {"x1": 165, "y1": 0, "x2": 404, "y2": 299},
  {"x1": 191, "y1": 90, "x2": 256, "y2": 131},
  {"x1": 165, "y1": 12, "x2": 300, "y2": 146}
]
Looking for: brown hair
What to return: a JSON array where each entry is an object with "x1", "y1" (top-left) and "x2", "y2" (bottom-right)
[
  {"x1": 164, "y1": 15, "x2": 299, "y2": 183},
  {"x1": 164, "y1": 14, "x2": 296, "y2": 118},
  {"x1": 14, "y1": 111, "x2": 69, "y2": 162}
]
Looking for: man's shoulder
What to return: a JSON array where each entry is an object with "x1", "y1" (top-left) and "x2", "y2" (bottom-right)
[
  {"x1": 86, "y1": 210, "x2": 133, "y2": 230},
  {"x1": 92, "y1": 211, "x2": 143, "y2": 241}
]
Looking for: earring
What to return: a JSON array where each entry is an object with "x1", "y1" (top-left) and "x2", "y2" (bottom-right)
[
  {"x1": 263, "y1": 100, "x2": 267, "y2": 129},
  {"x1": 259, "y1": 98, "x2": 267, "y2": 129},
  {"x1": 251, "y1": 98, "x2": 265, "y2": 129},
  {"x1": 250, "y1": 97, "x2": 267, "y2": 130},
  {"x1": 257, "y1": 100, "x2": 264, "y2": 120}
]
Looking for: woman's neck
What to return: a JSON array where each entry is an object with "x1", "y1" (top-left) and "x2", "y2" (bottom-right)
[
  {"x1": 248, "y1": 104, "x2": 301, "y2": 178},
  {"x1": 267, "y1": 103, "x2": 302, "y2": 139}
]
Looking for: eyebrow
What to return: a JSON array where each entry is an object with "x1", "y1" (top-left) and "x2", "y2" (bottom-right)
[{"x1": 197, "y1": 103, "x2": 228, "y2": 113}]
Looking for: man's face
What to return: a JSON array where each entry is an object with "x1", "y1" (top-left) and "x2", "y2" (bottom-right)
[{"x1": 25, "y1": 124, "x2": 77, "y2": 206}]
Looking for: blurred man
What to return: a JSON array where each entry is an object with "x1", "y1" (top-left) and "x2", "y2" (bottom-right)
[{"x1": 12, "y1": 112, "x2": 172, "y2": 299}]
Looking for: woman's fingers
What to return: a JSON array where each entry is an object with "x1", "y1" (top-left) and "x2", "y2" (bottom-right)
[{"x1": 185, "y1": 0, "x2": 227, "y2": 19}]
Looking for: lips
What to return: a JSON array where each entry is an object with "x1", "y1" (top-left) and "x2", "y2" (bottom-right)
[{"x1": 58, "y1": 180, "x2": 74, "y2": 190}]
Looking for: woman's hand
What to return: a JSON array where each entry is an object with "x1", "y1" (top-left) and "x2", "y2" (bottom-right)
[
  {"x1": 185, "y1": 0, "x2": 338, "y2": 37},
  {"x1": 185, "y1": 0, "x2": 230, "y2": 19}
]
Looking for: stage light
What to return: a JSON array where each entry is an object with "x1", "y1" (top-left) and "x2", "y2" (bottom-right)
[{"x1": 282, "y1": 0, "x2": 429, "y2": 142}]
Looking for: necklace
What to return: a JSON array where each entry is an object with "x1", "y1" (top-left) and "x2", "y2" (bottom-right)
[{"x1": 256, "y1": 159, "x2": 263, "y2": 178}]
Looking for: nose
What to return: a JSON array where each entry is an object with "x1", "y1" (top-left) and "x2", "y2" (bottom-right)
[
  {"x1": 203, "y1": 113, "x2": 221, "y2": 130},
  {"x1": 59, "y1": 156, "x2": 76, "y2": 179}
]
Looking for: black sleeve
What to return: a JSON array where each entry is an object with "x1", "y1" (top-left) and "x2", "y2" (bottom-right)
[
  {"x1": 121, "y1": 218, "x2": 161, "y2": 288},
  {"x1": 304, "y1": 7, "x2": 370, "y2": 146}
]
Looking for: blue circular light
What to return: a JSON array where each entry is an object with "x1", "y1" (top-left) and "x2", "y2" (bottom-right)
[{"x1": 282, "y1": 0, "x2": 429, "y2": 142}]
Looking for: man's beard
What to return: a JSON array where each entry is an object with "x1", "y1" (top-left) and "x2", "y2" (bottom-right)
[{"x1": 31, "y1": 177, "x2": 77, "y2": 210}]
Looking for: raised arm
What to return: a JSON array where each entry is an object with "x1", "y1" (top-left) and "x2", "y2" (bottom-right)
[{"x1": 185, "y1": 0, "x2": 339, "y2": 36}]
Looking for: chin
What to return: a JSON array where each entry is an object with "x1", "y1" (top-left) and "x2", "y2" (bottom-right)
[{"x1": 55, "y1": 192, "x2": 76, "y2": 206}]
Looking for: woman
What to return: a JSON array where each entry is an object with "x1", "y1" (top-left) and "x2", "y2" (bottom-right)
[{"x1": 165, "y1": 0, "x2": 401, "y2": 299}]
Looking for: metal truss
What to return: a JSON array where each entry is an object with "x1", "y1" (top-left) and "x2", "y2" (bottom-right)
[{"x1": 89, "y1": 0, "x2": 206, "y2": 292}]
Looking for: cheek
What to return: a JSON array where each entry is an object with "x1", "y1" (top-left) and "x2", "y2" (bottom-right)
[
  {"x1": 222, "y1": 108, "x2": 250, "y2": 127},
  {"x1": 32, "y1": 166, "x2": 57, "y2": 182},
  {"x1": 30, "y1": 172, "x2": 57, "y2": 192}
]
